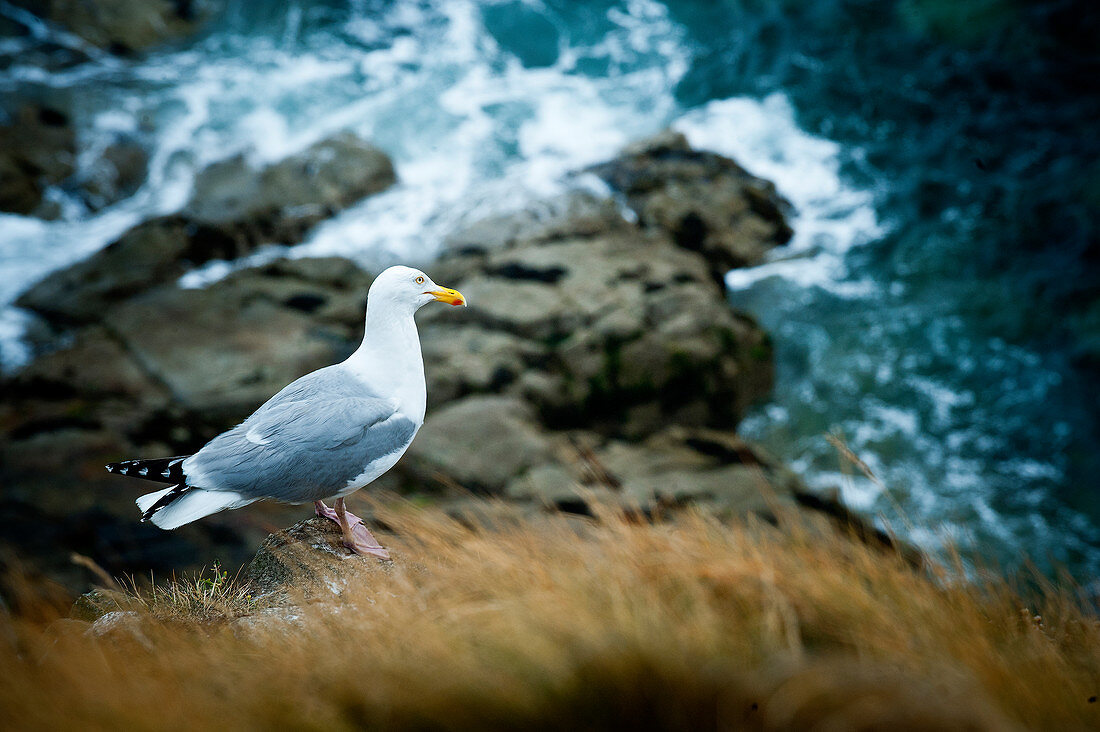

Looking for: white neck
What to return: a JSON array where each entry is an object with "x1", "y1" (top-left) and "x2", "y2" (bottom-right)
[{"x1": 343, "y1": 303, "x2": 426, "y2": 424}]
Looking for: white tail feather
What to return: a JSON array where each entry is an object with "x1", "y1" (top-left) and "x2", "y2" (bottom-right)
[
  {"x1": 148, "y1": 489, "x2": 254, "y2": 530},
  {"x1": 135, "y1": 486, "x2": 175, "y2": 514}
]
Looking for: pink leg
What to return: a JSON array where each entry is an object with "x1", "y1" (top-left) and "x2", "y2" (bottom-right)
[
  {"x1": 314, "y1": 499, "x2": 390, "y2": 560},
  {"x1": 314, "y1": 500, "x2": 338, "y2": 521}
]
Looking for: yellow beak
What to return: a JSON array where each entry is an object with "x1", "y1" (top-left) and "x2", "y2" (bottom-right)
[{"x1": 426, "y1": 286, "x2": 466, "y2": 307}]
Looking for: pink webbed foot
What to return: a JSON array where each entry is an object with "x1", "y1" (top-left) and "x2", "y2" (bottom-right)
[{"x1": 314, "y1": 499, "x2": 390, "y2": 560}]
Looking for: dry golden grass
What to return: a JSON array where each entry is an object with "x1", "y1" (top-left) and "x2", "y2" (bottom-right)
[{"x1": 1, "y1": 499, "x2": 1099, "y2": 731}]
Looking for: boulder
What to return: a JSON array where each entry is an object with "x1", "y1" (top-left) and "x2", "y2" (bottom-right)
[
  {"x1": 100, "y1": 272, "x2": 355, "y2": 418},
  {"x1": 443, "y1": 191, "x2": 627, "y2": 257},
  {"x1": 0, "y1": 105, "x2": 75, "y2": 217},
  {"x1": 503, "y1": 427, "x2": 801, "y2": 521},
  {"x1": 185, "y1": 132, "x2": 395, "y2": 228},
  {"x1": 243, "y1": 517, "x2": 383, "y2": 599},
  {"x1": 399, "y1": 134, "x2": 788, "y2": 495},
  {"x1": 77, "y1": 136, "x2": 149, "y2": 210},
  {"x1": 12, "y1": 0, "x2": 211, "y2": 55},
  {"x1": 17, "y1": 216, "x2": 192, "y2": 325},
  {"x1": 420, "y1": 227, "x2": 774, "y2": 437},
  {"x1": 589, "y1": 130, "x2": 793, "y2": 285},
  {"x1": 405, "y1": 396, "x2": 557, "y2": 494},
  {"x1": 86, "y1": 610, "x2": 152, "y2": 650},
  {"x1": 18, "y1": 133, "x2": 395, "y2": 326}
]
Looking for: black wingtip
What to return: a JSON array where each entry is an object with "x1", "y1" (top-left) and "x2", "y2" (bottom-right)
[{"x1": 104, "y1": 456, "x2": 190, "y2": 484}]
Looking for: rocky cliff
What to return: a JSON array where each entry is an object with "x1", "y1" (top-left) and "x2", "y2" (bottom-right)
[{"x1": 0, "y1": 131, "x2": 858, "y2": 596}]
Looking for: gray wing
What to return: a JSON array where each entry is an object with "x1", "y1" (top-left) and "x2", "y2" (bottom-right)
[{"x1": 182, "y1": 368, "x2": 418, "y2": 503}]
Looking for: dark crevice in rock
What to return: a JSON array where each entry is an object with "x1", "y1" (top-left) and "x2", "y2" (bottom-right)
[
  {"x1": 794, "y1": 489, "x2": 924, "y2": 568},
  {"x1": 1, "y1": 375, "x2": 78, "y2": 401},
  {"x1": 181, "y1": 222, "x2": 243, "y2": 263},
  {"x1": 283, "y1": 293, "x2": 328, "y2": 313},
  {"x1": 488, "y1": 262, "x2": 568, "y2": 284},
  {"x1": 37, "y1": 107, "x2": 68, "y2": 126},
  {"x1": 553, "y1": 497, "x2": 594, "y2": 517},
  {"x1": 673, "y1": 212, "x2": 708, "y2": 252},
  {"x1": 488, "y1": 366, "x2": 515, "y2": 392},
  {"x1": 677, "y1": 433, "x2": 763, "y2": 467}
]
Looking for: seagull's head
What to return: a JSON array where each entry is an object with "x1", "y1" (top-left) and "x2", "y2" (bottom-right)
[{"x1": 368, "y1": 265, "x2": 467, "y2": 315}]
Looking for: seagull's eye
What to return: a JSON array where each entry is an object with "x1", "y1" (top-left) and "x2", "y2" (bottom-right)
[{"x1": 415, "y1": 276, "x2": 425, "y2": 285}]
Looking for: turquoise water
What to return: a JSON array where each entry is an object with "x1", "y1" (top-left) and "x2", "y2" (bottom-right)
[{"x1": 1, "y1": 0, "x2": 1096, "y2": 573}]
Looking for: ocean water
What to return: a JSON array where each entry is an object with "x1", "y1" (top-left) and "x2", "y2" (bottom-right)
[{"x1": 1, "y1": 0, "x2": 1096, "y2": 573}]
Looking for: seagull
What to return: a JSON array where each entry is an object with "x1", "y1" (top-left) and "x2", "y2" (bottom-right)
[{"x1": 106, "y1": 265, "x2": 466, "y2": 558}]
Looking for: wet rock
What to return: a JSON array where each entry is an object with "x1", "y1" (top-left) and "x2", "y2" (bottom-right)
[
  {"x1": 17, "y1": 216, "x2": 191, "y2": 327},
  {"x1": 185, "y1": 132, "x2": 395, "y2": 228},
  {"x1": 12, "y1": 0, "x2": 210, "y2": 55},
  {"x1": 413, "y1": 133, "x2": 792, "y2": 442},
  {"x1": 18, "y1": 132, "x2": 395, "y2": 326},
  {"x1": 443, "y1": 191, "x2": 627, "y2": 257},
  {"x1": 590, "y1": 130, "x2": 793, "y2": 285},
  {"x1": 0, "y1": 104, "x2": 75, "y2": 216},
  {"x1": 77, "y1": 136, "x2": 149, "y2": 210},
  {"x1": 408, "y1": 200, "x2": 777, "y2": 495}
]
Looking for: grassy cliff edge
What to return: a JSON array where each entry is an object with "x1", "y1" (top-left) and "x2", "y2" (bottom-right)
[{"x1": 2, "y1": 497, "x2": 1098, "y2": 730}]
